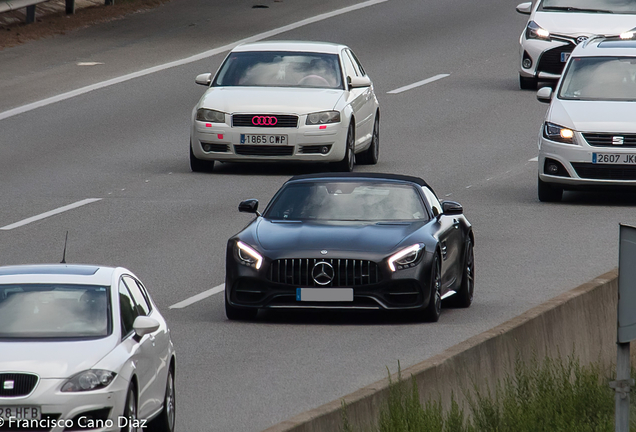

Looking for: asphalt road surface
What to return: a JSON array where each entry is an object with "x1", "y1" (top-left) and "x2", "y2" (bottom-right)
[{"x1": 1, "y1": 0, "x2": 634, "y2": 431}]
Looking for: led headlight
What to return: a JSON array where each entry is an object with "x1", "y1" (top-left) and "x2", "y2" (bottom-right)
[
  {"x1": 61, "y1": 370, "x2": 116, "y2": 392},
  {"x1": 306, "y1": 111, "x2": 341, "y2": 125},
  {"x1": 388, "y1": 244, "x2": 425, "y2": 272},
  {"x1": 543, "y1": 122, "x2": 576, "y2": 144},
  {"x1": 236, "y1": 241, "x2": 263, "y2": 269},
  {"x1": 526, "y1": 21, "x2": 550, "y2": 40},
  {"x1": 196, "y1": 108, "x2": 226, "y2": 123}
]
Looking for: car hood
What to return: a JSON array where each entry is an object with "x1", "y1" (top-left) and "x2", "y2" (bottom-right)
[
  {"x1": 255, "y1": 220, "x2": 425, "y2": 253},
  {"x1": 534, "y1": 11, "x2": 636, "y2": 35},
  {"x1": 550, "y1": 99, "x2": 636, "y2": 133},
  {"x1": 0, "y1": 338, "x2": 117, "y2": 379},
  {"x1": 199, "y1": 87, "x2": 344, "y2": 114}
]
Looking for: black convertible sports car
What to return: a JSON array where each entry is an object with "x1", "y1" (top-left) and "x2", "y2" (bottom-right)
[{"x1": 225, "y1": 173, "x2": 474, "y2": 321}]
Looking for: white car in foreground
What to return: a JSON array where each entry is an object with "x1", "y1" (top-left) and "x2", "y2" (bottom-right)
[
  {"x1": 189, "y1": 41, "x2": 380, "y2": 172},
  {"x1": 516, "y1": 0, "x2": 636, "y2": 89},
  {"x1": 0, "y1": 264, "x2": 176, "y2": 432},
  {"x1": 536, "y1": 36, "x2": 636, "y2": 202}
]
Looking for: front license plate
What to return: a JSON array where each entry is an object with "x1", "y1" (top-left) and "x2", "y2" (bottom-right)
[
  {"x1": 296, "y1": 288, "x2": 354, "y2": 302},
  {"x1": 0, "y1": 406, "x2": 41, "y2": 421},
  {"x1": 240, "y1": 134, "x2": 288, "y2": 145},
  {"x1": 561, "y1": 52, "x2": 570, "y2": 62},
  {"x1": 593, "y1": 153, "x2": 636, "y2": 164}
]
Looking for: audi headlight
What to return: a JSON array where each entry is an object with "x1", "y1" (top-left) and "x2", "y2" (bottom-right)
[
  {"x1": 196, "y1": 108, "x2": 226, "y2": 123},
  {"x1": 526, "y1": 21, "x2": 550, "y2": 40},
  {"x1": 61, "y1": 370, "x2": 116, "y2": 392},
  {"x1": 306, "y1": 111, "x2": 341, "y2": 125},
  {"x1": 236, "y1": 241, "x2": 263, "y2": 270},
  {"x1": 543, "y1": 122, "x2": 576, "y2": 144},
  {"x1": 388, "y1": 244, "x2": 425, "y2": 272}
]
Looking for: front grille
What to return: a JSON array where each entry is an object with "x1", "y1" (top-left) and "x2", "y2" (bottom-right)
[
  {"x1": 0, "y1": 373, "x2": 38, "y2": 397},
  {"x1": 232, "y1": 114, "x2": 298, "y2": 128},
  {"x1": 583, "y1": 133, "x2": 636, "y2": 147},
  {"x1": 234, "y1": 145, "x2": 294, "y2": 156},
  {"x1": 537, "y1": 44, "x2": 574, "y2": 75},
  {"x1": 1, "y1": 413, "x2": 60, "y2": 431},
  {"x1": 201, "y1": 143, "x2": 229, "y2": 152},
  {"x1": 572, "y1": 163, "x2": 636, "y2": 180},
  {"x1": 300, "y1": 145, "x2": 332, "y2": 154},
  {"x1": 268, "y1": 258, "x2": 382, "y2": 287}
]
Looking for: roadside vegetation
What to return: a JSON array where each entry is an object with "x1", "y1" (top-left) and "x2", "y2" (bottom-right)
[{"x1": 342, "y1": 356, "x2": 636, "y2": 432}]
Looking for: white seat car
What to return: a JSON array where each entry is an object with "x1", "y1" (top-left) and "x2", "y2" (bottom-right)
[
  {"x1": 536, "y1": 36, "x2": 636, "y2": 202},
  {"x1": 516, "y1": 0, "x2": 636, "y2": 89},
  {"x1": 0, "y1": 264, "x2": 176, "y2": 432},
  {"x1": 189, "y1": 41, "x2": 380, "y2": 172}
]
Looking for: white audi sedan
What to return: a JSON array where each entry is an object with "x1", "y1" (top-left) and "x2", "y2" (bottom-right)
[
  {"x1": 189, "y1": 41, "x2": 380, "y2": 172},
  {"x1": 0, "y1": 264, "x2": 175, "y2": 432},
  {"x1": 536, "y1": 36, "x2": 636, "y2": 202},
  {"x1": 516, "y1": 0, "x2": 636, "y2": 89}
]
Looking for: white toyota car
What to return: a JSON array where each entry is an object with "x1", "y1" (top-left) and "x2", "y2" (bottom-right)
[
  {"x1": 516, "y1": 0, "x2": 636, "y2": 89},
  {"x1": 189, "y1": 41, "x2": 380, "y2": 172},
  {"x1": 536, "y1": 36, "x2": 636, "y2": 201},
  {"x1": 0, "y1": 264, "x2": 176, "y2": 432}
]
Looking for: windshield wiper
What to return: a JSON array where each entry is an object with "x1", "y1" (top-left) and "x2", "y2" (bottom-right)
[{"x1": 542, "y1": 6, "x2": 614, "y2": 13}]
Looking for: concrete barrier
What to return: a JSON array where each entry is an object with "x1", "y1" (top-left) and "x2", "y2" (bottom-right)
[{"x1": 263, "y1": 269, "x2": 620, "y2": 432}]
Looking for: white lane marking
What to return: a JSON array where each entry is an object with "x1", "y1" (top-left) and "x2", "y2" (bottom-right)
[
  {"x1": 77, "y1": 62, "x2": 104, "y2": 66},
  {"x1": 0, "y1": 0, "x2": 388, "y2": 122},
  {"x1": 0, "y1": 198, "x2": 102, "y2": 231},
  {"x1": 529, "y1": 156, "x2": 538, "y2": 162},
  {"x1": 169, "y1": 284, "x2": 225, "y2": 309},
  {"x1": 387, "y1": 73, "x2": 450, "y2": 94}
]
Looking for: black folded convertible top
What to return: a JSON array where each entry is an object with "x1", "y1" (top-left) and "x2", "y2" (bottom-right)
[{"x1": 288, "y1": 172, "x2": 430, "y2": 188}]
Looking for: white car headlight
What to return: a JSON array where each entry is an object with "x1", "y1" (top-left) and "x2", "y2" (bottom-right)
[
  {"x1": 306, "y1": 111, "x2": 341, "y2": 125},
  {"x1": 526, "y1": 21, "x2": 550, "y2": 40},
  {"x1": 196, "y1": 108, "x2": 226, "y2": 123},
  {"x1": 388, "y1": 244, "x2": 425, "y2": 272},
  {"x1": 236, "y1": 241, "x2": 263, "y2": 270},
  {"x1": 61, "y1": 370, "x2": 116, "y2": 392},
  {"x1": 543, "y1": 122, "x2": 577, "y2": 145}
]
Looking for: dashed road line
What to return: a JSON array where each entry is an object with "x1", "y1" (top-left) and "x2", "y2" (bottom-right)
[
  {"x1": 387, "y1": 74, "x2": 450, "y2": 94},
  {"x1": 169, "y1": 284, "x2": 225, "y2": 309},
  {"x1": 0, "y1": 198, "x2": 102, "y2": 231}
]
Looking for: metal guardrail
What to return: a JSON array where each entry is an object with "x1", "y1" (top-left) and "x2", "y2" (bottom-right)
[{"x1": 0, "y1": 0, "x2": 111, "y2": 24}]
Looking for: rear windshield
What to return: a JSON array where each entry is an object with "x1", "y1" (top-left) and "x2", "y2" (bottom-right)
[
  {"x1": 0, "y1": 284, "x2": 110, "y2": 340},
  {"x1": 213, "y1": 51, "x2": 343, "y2": 89},
  {"x1": 539, "y1": 0, "x2": 636, "y2": 13},
  {"x1": 265, "y1": 182, "x2": 428, "y2": 221},
  {"x1": 559, "y1": 56, "x2": 636, "y2": 101}
]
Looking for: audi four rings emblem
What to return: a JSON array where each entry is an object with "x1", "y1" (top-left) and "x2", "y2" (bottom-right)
[
  {"x1": 252, "y1": 116, "x2": 278, "y2": 126},
  {"x1": 312, "y1": 261, "x2": 335, "y2": 285}
]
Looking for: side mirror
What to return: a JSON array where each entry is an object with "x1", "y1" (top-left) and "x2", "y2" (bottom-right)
[
  {"x1": 195, "y1": 73, "x2": 212, "y2": 86},
  {"x1": 348, "y1": 75, "x2": 372, "y2": 89},
  {"x1": 239, "y1": 199, "x2": 260, "y2": 215},
  {"x1": 441, "y1": 200, "x2": 463, "y2": 216},
  {"x1": 133, "y1": 316, "x2": 160, "y2": 338},
  {"x1": 516, "y1": 2, "x2": 532, "y2": 14},
  {"x1": 537, "y1": 86, "x2": 553, "y2": 103}
]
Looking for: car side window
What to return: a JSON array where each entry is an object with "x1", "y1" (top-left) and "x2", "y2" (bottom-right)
[
  {"x1": 344, "y1": 50, "x2": 362, "y2": 77},
  {"x1": 122, "y1": 276, "x2": 151, "y2": 317},
  {"x1": 348, "y1": 50, "x2": 366, "y2": 76},
  {"x1": 421, "y1": 186, "x2": 443, "y2": 217},
  {"x1": 118, "y1": 280, "x2": 139, "y2": 338},
  {"x1": 341, "y1": 49, "x2": 359, "y2": 80}
]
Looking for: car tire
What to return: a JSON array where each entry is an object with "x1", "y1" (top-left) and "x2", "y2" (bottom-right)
[
  {"x1": 452, "y1": 238, "x2": 474, "y2": 308},
  {"x1": 225, "y1": 296, "x2": 258, "y2": 320},
  {"x1": 420, "y1": 254, "x2": 442, "y2": 323},
  {"x1": 148, "y1": 369, "x2": 176, "y2": 432},
  {"x1": 330, "y1": 123, "x2": 355, "y2": 172},
  {"x1": 121, "y1": 384, "x2": 138, "y2": 432},
  {"x1": 519, "y1": 75, "x2": 538, "y2": 90},
  {"x1": 190, "y1": 143, "x2": 215, "y2": 172},
  {"x1": 357, "y1": 114, "x2": 379, "y2": 165},
  {"x1": 538, "y1": 177, "x2": 563, "y2": 202}
]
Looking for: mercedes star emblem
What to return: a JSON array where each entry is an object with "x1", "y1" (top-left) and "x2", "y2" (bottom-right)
[
  {"x1": 312, "y1": 261, "x2": 335, "y2": 285},
  {"x1": 320, "y1": 250, "x2": 328, "y2": 255}
]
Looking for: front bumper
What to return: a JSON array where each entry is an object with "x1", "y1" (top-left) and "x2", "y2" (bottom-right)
[
  {"x1": 519, "y1": 34, "x2": 575, "y2": 80},
  {"x1": 539, "y1": 133, "x2": 636, "y2": 187},
  {"x1": 0, "y1": 376, "x2": 128, "y2": 432},
  {"x1": 190, "y1": 118, "x2": 348, "y2": 163}
]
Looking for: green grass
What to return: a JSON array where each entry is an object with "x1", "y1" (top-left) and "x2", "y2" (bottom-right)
[{"x1": 342, "y1": 356, "x2": 632, "y2": 432}]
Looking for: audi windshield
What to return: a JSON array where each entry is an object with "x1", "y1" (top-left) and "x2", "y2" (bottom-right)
[
  {"x1": 264, "y1": 182, "x2": 428, "y2": 221},
  {"x1": 213, "y1": 51, "x2": 344, "y2": 89},
  {"x1": 0, "y1": 284, "x2": 111, "y2": 339}
]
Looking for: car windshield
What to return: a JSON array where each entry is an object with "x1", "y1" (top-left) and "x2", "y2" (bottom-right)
[
  {"x1": 213, "y1": 51, "x2": 343, "y2": 89},
  {"x1": 265, "y1": 182, "x2": 428, "y2": 221},
  {"x1": 559, "y1": 56, "x2": 636, "y2": 100},
  {"x1": 0, "y1": 284, "x2": 110, "y2": 339},
  {"x1": 539, "y1": 0, "x2": 636, "y2": 13}
]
